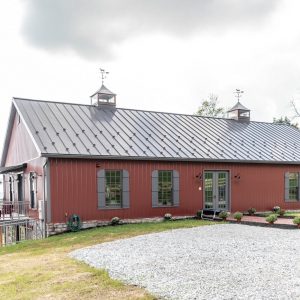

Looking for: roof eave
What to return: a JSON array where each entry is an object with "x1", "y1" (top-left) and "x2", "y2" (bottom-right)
[{"x1": 41, "y1": 153, "x2": 300, "y2": 165}]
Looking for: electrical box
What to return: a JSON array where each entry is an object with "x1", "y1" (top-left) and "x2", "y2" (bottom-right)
[{"x1": 38, "y1": 200, "x2": 45, "y2": 220}]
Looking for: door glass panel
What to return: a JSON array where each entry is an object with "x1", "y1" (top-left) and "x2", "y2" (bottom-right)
[
  {"x1": 204, "y1": 173, "x2": 213, "y2": 209},
  {"x1": 217, "y1": 172, "x2": 227, "y2": 209}
]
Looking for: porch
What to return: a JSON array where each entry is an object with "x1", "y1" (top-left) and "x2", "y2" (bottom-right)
[{"x1": 0, "y1": 200, "x2": 30, "y2": 222}]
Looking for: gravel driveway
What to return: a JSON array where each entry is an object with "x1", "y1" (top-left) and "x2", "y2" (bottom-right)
[{"x1": 70, "y1": 224, "x2": 300, "y2": 300}]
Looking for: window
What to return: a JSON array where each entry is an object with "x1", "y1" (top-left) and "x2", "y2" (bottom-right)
[
  {"x1": 158, "y1": 170, "x2": 173, "y2": 206},
  {"x1": 152, "y1": 170, "x2": 179, "y2": 207},
  {"x1": 285, "y1": 172, "x2": 299, "y2": 201},
  {"x1": 97, "y1": 169, "x2": 129, "y2": 209},
  {"x1": 29, "y1": 172, "x2": 37, "y2": 209},
  {"x1": 105, "y1": 170, "x2": 122, "y2": 207}
]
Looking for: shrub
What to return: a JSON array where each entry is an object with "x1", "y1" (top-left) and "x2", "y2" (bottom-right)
[
  {"x1": 273, "y1": 206, "x2": 281, "y2": 214},
  {"x1": 219, "y1": 211, "x2": 229, "y2": 220},
  {"x1": 247, "y1": 207, "x2": 256, "y2": 216},
  {"x1": 278, "y1": 209, "x2": 286, "y2": 217},
  {"x1": 164, "y1": 213, "x2": 172, "y2": 221},
  {"x1": 293, "y1": 216, "x2": 300, "y2": 226},
  {"x1": 233, "y1": 212, "x2": 243, "y2": 221},
  {"x1": 111, "y1": 217, "x2": 120, "y2": 225},
  {"x1": 266, "y1": 214, "x2": 277, "y2": 224},
  {"x1": 196, "y1": 210, "x2": 203, "y2": 219}
]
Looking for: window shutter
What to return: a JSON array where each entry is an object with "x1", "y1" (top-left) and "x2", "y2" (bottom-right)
[
  {"x1": 152, "y1": 170, "x2": 159, "y2": 207},
  {"x1": 298, "y1": 172, "x2": 300, "y2": 201},
  {"x1": 97, "y1": 169, "x2": 106, "y2": 208},
  {"x1": 284, "y1": 172, "x2": 289, "y2": 201},
  {"x1": 173, "y1": 170, "x2": 180, "y2": 206},
  {"x1": 122, "y1": 170, "x2": 130, "y2": 208}
]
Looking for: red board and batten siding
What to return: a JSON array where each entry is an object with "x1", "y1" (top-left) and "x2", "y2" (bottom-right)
[{"x1": 49, "y1": 158, "x2": 300, "y2": 223}]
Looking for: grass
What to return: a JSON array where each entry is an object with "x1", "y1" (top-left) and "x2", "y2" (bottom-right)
[{"x1": 0, "y1": 219, "x2": 216, "y2": 300}]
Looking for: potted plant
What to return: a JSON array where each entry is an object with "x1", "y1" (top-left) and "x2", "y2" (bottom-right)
[
  {"x1": 247, "y1": 207, "x2": 256, "y2": 216},
  {"x1": 111, "y1": 217, "x2": 121, "y2": 226},
  {"x1": 219, "y1": 211, "x2": 229, "y2": 221},
  {"x1": 233, "y1": 211, "x2": 243, "y2": 222},
  {"x1": 164, "y1": 213, "x2": 172, "y2": 221},
  {"x1": 196, "y1": 210, "x2": 203, "y2": 219},
  {"x1": 265, "y1": 214, "x2": 277, "y2": 224},
  {"x1": 293, "y1": 216, "x2": 300, "y2": 228}
]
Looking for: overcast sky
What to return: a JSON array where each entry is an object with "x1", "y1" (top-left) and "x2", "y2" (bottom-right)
[{"x1": 1, "y1": 0, "x2": 300, "y2": 156}]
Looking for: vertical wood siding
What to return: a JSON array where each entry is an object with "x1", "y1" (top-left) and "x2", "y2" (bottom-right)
[
  {"x1": 5, "y1": 113, "x2": 39, "y2": 166},
  {"x1": 49, "y1": 158, "x2": 300, "y2": 223}
]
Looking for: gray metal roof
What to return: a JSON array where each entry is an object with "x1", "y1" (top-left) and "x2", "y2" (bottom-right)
[{"x1": 5, "y1": 97, "x2": 300, "y2": 164}]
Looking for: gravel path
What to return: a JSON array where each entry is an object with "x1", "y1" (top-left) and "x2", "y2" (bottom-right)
[{"x1": 70, "y1": 224, "x2": 300, "y2": 300}]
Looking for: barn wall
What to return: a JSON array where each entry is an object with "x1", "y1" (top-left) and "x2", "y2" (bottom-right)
[
  {"x1": 49, "y1": 158, "x2": 300, "y2": 223},
  {"x1": 4, "y1": 112, "x2": 39, "y2": 167}
]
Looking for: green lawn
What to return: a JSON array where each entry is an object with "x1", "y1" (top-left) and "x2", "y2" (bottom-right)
[{"x1": 0, "y1": 219, "x2": 216, "y2": 300}]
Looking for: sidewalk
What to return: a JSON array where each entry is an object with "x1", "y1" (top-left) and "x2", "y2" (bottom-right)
[{"x1": 227, "y1": 215, "x2": 298, "y2": 229}]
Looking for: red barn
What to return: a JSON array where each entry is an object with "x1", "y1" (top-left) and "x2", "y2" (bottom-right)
[{"x1": 1, "y1": 84, "x2": 300, "y2": 236}]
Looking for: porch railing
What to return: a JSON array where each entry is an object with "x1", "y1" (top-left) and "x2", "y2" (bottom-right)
[{"x1": 0, "y1": 201, "x2": 30, "y2": 220}]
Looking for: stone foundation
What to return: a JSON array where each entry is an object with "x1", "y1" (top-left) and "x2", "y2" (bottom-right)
[{"x1": 46, "y1": 215, "x2": 194, "y2": 236}]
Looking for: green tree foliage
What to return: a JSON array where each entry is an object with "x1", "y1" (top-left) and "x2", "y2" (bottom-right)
[
  {"x1": 196, "y1": 94, "x2": 225, "y2": 117},
  {"x1": 273, "y1": 116, "x2": 298, "y2": 128}
]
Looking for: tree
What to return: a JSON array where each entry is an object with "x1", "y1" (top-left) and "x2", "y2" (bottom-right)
[
  {"x1": 196, "y1": 94, "x2": 225, "y2": 117},
  {"x1": 273, "y1": 116, "x2": 298, "y2": 128}
]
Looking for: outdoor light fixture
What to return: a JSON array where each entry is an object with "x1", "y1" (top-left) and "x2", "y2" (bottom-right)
[{"x1": 195, "y1": 172, "x2": 202, "y2": 180}]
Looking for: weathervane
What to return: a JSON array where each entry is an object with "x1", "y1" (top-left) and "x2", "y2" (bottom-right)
[
  {"x1": 100, "y1": 68, "x2": 109, "y2": 85},
  {"x1": 234, "y1": 89, "x2": 244, "y2": 102}
]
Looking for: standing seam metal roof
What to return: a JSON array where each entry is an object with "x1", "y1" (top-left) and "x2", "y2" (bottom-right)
[{"x1": 8, "y1": 97, "x2": 300, "y2": 164}]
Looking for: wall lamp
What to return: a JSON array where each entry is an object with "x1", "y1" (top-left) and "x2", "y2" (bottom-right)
[
  {"x1": 195, "y1": 172, "x2": 202, "y2": 180},
  {"x1": 234, "y1": 173, "x2": 241, "y2": 180}
]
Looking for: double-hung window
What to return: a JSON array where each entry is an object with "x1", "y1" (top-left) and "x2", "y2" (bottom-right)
[
  {"x1": 152, "y1": 170, "x2": 179, "y2": 207},
  {"x1": 105, "y1": 170, "x2": 122, "y2": 207},
  {"x1": 285, "y1": 172, "x2": 300, "y2": 201},
  {"x1": 158, "y1": 170, "x2": 173, "y2": 206},
  {"x1": 97, "y1": 169, "x2": 129, "y2": 209}
]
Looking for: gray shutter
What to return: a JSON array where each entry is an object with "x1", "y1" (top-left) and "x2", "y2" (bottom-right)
[
  {"x1": 97, "y1": 169, "x2": 106, "y2": 208},
  {"x1": 298, "y1": 173, "x2": 300, "y2": 201},
  {"x1": 122, "y1": 170, "x2": 130, "y2": 208},
  {"x1": 173, "y1": 170, "x2": 180, "y2": 206},
  {"x1": 152, "y1": 170, "x2": 159, "y2": 207},
  {"x1": 284, "y1": 172, "x2": 289, "y2": 201}
]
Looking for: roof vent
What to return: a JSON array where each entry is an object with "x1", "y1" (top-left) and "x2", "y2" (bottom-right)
[
  {"x1": 90, "y1": 68, "x2": 116, "y2": 108},
  {"x1": 227, "y1": 89, "x2": 250, "y2": 122}
]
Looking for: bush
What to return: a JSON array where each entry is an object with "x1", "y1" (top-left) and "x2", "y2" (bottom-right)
[
  {"x1": 278, "y1": 209, "x2": 286, "y2": 216},
  {"x1": 233, "y1": 212, "x2": 243, "y2": 221},
  {"x1": 164, "y1": 213, "x2": 172, "y2": 221},
  {"x1": 247, "y1": 207, "x2": 256, "y2": 216},
  {"x1": 266, "y1": 214, "x2": 277, "y2": 224},
  {"x1": 219, "y1": 211, "x2": 229, "y2": 220},
  {"x1": 111, "y1": 217, "x2": 120, "y2": 225},
  {"x1": 293, "y1": 216, "x2": 300, "y2": 226},
  {"x1": 273, "y1": 206, "x2": 281, "y2": 214},
  {"x1": 196, "y1": 210, "x2": 203, "y2": 219}
]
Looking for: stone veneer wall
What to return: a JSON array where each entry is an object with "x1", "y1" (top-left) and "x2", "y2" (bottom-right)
[{"x1": 46, "y1": 216, "x2": 194, "y2": 236}]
